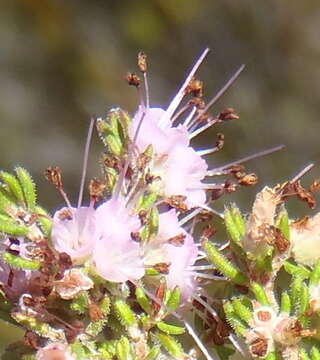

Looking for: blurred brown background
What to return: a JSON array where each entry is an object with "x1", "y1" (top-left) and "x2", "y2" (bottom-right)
[{"x1": 1, "y1": 0, "x2": 320, "y2": 348}]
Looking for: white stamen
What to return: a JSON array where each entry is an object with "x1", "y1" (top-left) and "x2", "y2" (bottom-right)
[
  {"x1": 171, "y1": 103, "x2": 192, "y2": 124},
  {"x1": 218, "y1": 242, "x2": 230, "y2": 251},
  {"x1": 197, "y1": 147, "x2": 220, "y2": 156},
  {"x1": 179, "y1": 207, "x2": 203, "y2": 226},
  {"x1": 189, "y1": 264, "x2": 215, "y2": 271},
  {"x1": 206, "y1": 144, "x2": 285, "y2": 176},
  {"x1": 189, "y1": 119, "x2": 217, "y2": 140},
  {"x1": 193, "y1": 272, "x2": 227, "y2": 281},
  {"x1": 77, "y1": 117, "x2": 95, "y2": 208},
  {"x1": 189, "y1": 184, "x2": 221, "y2": 190},
  {"x1": 290, "y1": 163, "x2": 314, "y2": 183},
  {"x1": 183, "y1": 107, "x2": 197, "y2": 127},
  {"x1": 196, "y1": 254, "x2": 207, "y2": 261},
  {"x1": 143, "y1": 72, "x2": 150, "y2": 109},
  {"x1": 159, "y1": 48, "x2": 210, "y2": 126}
]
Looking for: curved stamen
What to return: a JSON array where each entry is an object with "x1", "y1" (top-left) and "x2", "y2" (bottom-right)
[
  {"x1": 78, "y1": 117, "x2": 95, "y2": 208},
  {"x1": 207, "y1": 144, "x2": 285, "y2": 176},
  {"x1": 159, "y1": 48, "x2": 210, "y2": 126}
]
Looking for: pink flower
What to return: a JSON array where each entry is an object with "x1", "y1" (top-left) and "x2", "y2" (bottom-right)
[
  {"x1": 36, "y1": 343, "x2": 76, "y2": 360},
  {"x1": 130, "y1": 107, "x2": 208, "y2": 208},
  {"x1": 143, "y1": 209, "x2": 198, "y2": 301},
  {"x1": 51, "y1": 206, "x2": 96, "y2": 265},
  {"x1": 131, "y1": 107, "x2": 189, "y2": 155},
  {"x1": 92, "y1": 197, "x2": 144, "y2": 282}
]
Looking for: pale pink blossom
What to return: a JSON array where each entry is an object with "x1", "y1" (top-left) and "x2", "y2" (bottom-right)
[
  {"x1": 291, "y1": 213, "x2": 320, "y2": 266},
  {"x1": 242, "y1": 186, "x2": 281, "y2": 257},
  {"x1": 92, "y1": 197, "x2": 144, "y2": 282},
  {"x1": 130, "y1": 107, "x2": 208, "y2": 207},
  {"x1": 131, "y1": 107, "x2": 189, "y2": 154},
  {"x1": 143, "y1": 209, "x2": 198, "y2": 301},
  {"x1": 51, "y1": 206, "x2": 96, "y2": 265},
  {"x1": 36, "y1": 343, "x2": 76, "y2": 360},
  {"x1": 54, "y1": 268, "x2": 93, "y2": 300}
]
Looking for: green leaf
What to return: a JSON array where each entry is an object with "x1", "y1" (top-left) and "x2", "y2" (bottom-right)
[
  {"x1": 149, "y1": 207, "x2": 159, "y2": 237},
  {"x1": 145, "y1": 345, "x2": 161, "y2": 360},
  {"x1": 70, "y1": 292, "x2": 89, "y2": 314},
  {"x1": 284, "y1": 261, "x2": 310, "y2": 279},
  {"x1": 35, "y1": 206, "x2": 52, "y2": 237},
  {"x1": 106, "y1": 134, "x2": 123, "y2": 156},
  {"x1": 15, "y1": 167, "x2": 36, "y2": 210},
  {"x1": 232, "y1": 298, "x2": 252, "y2": 324},
  {"x1": 137, "y1": 193, "x2": 157, "y2": 211},
  {"x1": 275, "y1": 206, "x2": 290, "y2": 240},
  {"x1": 0, "y1": 215, "x2": 28, "y2": 236},
  {"x1": 223, "y1": 301, "x2": 247, "y2": 336},
  {"x1": 114, "y1": 299, "x2": 137, "y2": 327},
  {"x1": 224, "y1": 206, "x2": 246, "y2": 245},
  {"x1": 157, "y1": 321, "x2": 185, "y2": 335},
  {"x1": 280, "y1": 292, "x2": 291, "y2": 314},
  {"x1": 251, "y1": 282, "x2": 270, "y2": 306},
  {"x1": 0, "y1": 171, "x2": 24, "y2": 204},
  {"x1": 156, "y1": 333, "x2": 184, "y2": 358},
  {"x1": 166, "y1": 287, "x2": 182, "y2": 311},
  {"x1": 0, "y1": 187, "x2": 18, "y2": 215},
  {"x1": 2, "y1": 252, "x2": 41, "y2": 270},
  {"x1": 299, "y1": 282, "x2": 310, "y2": 315},
  {"x1": 265, "y1": 352, "x2": 281, "y2": 360},
  {"x1": 290, "y1": 276, "x2": 304, "y2": 315},
  {"x1": 299, "y1": 348, "x2": 311, "y2": 360},
  {"x1": 202, "y1": 238, "x2": 248, "y2": 285},
  {"x1": 311, "y1": 347, "x2": 320, "y2": 360},
  {"x1": 116, "y1": 336, "x2": 132, "y2": 360},
  {"x1": 70, "y1": 342, "x2": 90, "y2": 360},
  {"x1": 310, "y1": 262, "x2": 320, "y2": 286},
  {"x1": 135, "y1": 287, "x2": 152, "y2": 313}
]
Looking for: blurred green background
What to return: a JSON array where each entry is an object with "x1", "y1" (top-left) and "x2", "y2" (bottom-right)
[{"x1": 1, "y1": 0, "x2": 320, "y2": 350}]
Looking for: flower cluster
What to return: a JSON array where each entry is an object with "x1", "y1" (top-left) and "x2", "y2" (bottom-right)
[{"x1": 0, "y1": 49, "x2": 319, "y2": 360}]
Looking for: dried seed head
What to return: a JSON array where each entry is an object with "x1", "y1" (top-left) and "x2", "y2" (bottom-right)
[
  {"x1": 238, "y1": 173, "x2": 258, "y2": 186},
  {"x1": 296, "y1": 182, "x2": 316, "y2": 209},
  {"x1": 246, "y1": 328, "x2": 273, "y2": 358},
  {"x1": 165, "y1": 195, "x2": 188, "y2": 212},
  {"x1": 45, "y1": 167, "x2": 63, "y2": 189},
  {"x1": 202, "y1": 225, "x2": 217, "y2": 239},
  {"x1": 186, "y1": 77, "x2": 204, "y2": 98},
  {"x1": 89, "y1": 301, "x2": 104, "y2": 322},
  {"x1": 153, "y1": 262, "x2": 171, "y2": 274},
  {"x1": 273, "y1": 317, "x2": 302, "y2": 345},
  {"x1": 167, "y1": 233, "x2": 186, "y2": 246},
  {"x1": 189, "y1": 97, "x2": 206, "y2": 109},
  {"x1": 218, "y1": 108, "x2": 239, "y2": 121},
  {"x1": 138, "y1": 51, "x2": 147, "y2": 73},
  {"x1": 126, "y1": 72, "x2": 141, "y2": 87},
  {"x1": 58, "y1": 208, "x2": 73, "y2": 221},
  {"x1": 215, "y1": 132, "x2": 225, "y2": 151},
  {"x1": 89, "y1": 178, "x2": 106, "y2": 201},
  {"x1": 310, "y1": 179, "x2": 320, "y2": 193},
  {"x1": 131, "y1": 231, "x2": 142, "y2": 242}
]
